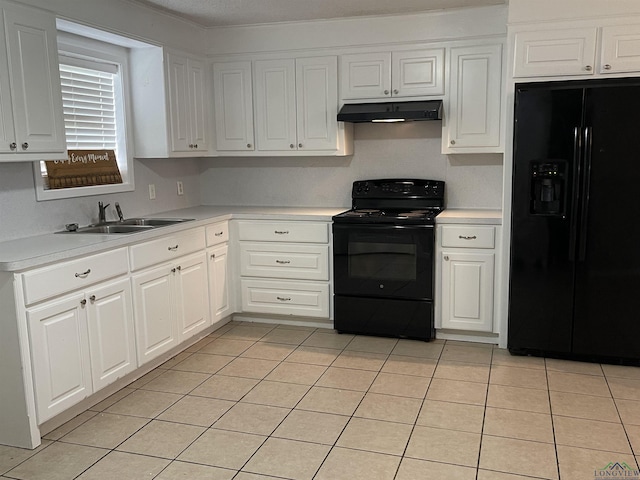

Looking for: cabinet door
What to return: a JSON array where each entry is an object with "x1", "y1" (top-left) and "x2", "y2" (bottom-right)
[
  {"x1": 513, "y1": 28, "x2": 597, "y2": 77},
  {"x1": 213, "y1": 61, "x2": 255, "y2": 151},
  {"x1": 86, "y1": 278, "x2": 137, "y2": 391},
  {"x1": 441, "y1": 251, "x2": 494, "y2": 332},
  {"x1": 132, "y1": 264, "x2": 177, "y2": 364},
  {"x1": 340, "y1": 52, "x2": 391, "y2": 100},
  {"x1": 187, "y1": 58, "x2": 209, "y2": 152},
  {"x1": 3, "y1": 2, "x2": 65, "y2": 154},
  {"x1": 296, "y1": 56, "x2": 338, "y2": 151},
  {"x1": 166, "y1": 53, "x2": 190, "y2": 152},
  {"x1": 27, "y1": 293, "x2": 92, "y2": 423},
  {"x1": 175, "y1": 252, "x2": 210, "y2": 339},
  {"x1": 391, "y1": 49, "x2": 444, "y2": 97},
  {"x1": 0, "y1": 10, "x2": 15, "y2": 154},
  {"x1": 208, "y1": 244, "x2": 230, "y2": 324},
  {"x1": 254, "y1": 59, "x2": 297, "y2": 151},
  {"x1": 600, "y1": 24, "x2": 640, "y2": 74},
  {"x1": 443, "y1": 44, "x2": 502, "y2": 152}
]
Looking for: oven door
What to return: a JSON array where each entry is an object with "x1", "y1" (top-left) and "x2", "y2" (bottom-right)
[{"x1": 332, "y1": 223, "x2": 434, "y2": 300}]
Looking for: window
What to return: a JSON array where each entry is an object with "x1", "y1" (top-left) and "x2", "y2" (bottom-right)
[{"x1": 34, "y1": 31, "x2": 135, "y2": 201}]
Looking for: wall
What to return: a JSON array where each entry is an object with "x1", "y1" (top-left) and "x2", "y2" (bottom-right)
[
  {"x1": 0, "y1": 159, "x2": 201, "y2": 242},
  {"x1": 199, "y1": 122, "x2": 503, "y2": 209}
]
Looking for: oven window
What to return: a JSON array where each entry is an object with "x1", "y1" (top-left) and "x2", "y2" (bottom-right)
[{"x1": 348, "y1": 239, "x2": 417, "y2": 281}]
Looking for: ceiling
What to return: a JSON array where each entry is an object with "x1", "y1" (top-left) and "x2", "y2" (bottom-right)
[{"x1": 128, "y1": 0, "x2": 507, "y2": 28}]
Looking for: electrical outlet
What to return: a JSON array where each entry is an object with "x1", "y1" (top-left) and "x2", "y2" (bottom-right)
[
  {"x1": 177, "y1": 181, "x2": 184, "y2": 196},
  {"x1": 148, "y1": 184, "x2": 156, "y2": 200}
]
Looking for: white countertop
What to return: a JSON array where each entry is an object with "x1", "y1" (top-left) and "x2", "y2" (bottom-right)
[
  {"x1": 436, "y1": 209, "x2": 502, "y2": 225},
  {"x1": 0, "y1": 206, "x2": 346, "y2": 272}
]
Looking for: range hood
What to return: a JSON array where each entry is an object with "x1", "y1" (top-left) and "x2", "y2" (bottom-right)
[{"x1": 337, "y1": 100, "x2": 442, "y2": 123}]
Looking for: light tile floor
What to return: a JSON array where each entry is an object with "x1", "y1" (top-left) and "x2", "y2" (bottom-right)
[{"x1": 2, "y1": 321, "x2": 640, "y2": 480}]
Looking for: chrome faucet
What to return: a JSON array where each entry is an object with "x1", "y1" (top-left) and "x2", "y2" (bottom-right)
[
  {"x1": 115, "y1": 202, "x2": 124, "y2": 222},
  {"x1": 98, "y1": 201, "x2": 110, "y2": 224}
]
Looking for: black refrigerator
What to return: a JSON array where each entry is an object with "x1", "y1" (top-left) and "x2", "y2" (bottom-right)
[{"x1": 508, "y1": 78, "x2": 640, "y2": 365}]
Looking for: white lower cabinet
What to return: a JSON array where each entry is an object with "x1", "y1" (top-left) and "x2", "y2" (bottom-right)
[
  {"x1": 208, "y1": 244, "x2": 231, "y2": 324},
  {"x1": 436, "y1": 222, "x2": 499, "y2": 333},
  {"x1": 27, "y1": 277, "x2": 136, "y2": 423},
  {"x1": 440, "y1": 251, "x2": 494, "y2": 332},
  {"x1": 132, "y1": 251, "x2": 210, "y2": 365},
  {"x1": 237, "y1": 220, "x2": 331, "y2": 320}
]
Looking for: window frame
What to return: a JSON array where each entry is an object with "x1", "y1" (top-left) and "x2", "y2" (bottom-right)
[{"x1": 34, "y1": 32, "x2": 135, "y2": 201}]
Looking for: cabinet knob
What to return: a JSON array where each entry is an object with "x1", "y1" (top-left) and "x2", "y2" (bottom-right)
[
  {"x1": 210, "y1": 253, "x2": 216, "y2": 259},
  {"x1": 171, "y1": 267, "x2": 176, "y2": 273},
  {"x1": 383, "y1": 89, "x2": 389, "y2": 95},
  {"x1": 194, "y1": 144, "x2": 198, "y2": 148},
  {"x1": 80, "y1": 299, "x2": 87, "y2": 306},
  {"x1": 450, "y1": 140, "x2": 456, "y2": 145},
  {"x1": 176, "y1": 265, "x2": 182, "y2": 271},
  {"x1": 188, "y1": 144, "x2": 193, "y2": 148},
  {"x1": 247, "y1": 143, "x2": 252, "y2": 148},
  {"x1": 393, "y1": 89, "x2": 399, "y2": 95},
  {"x1": 603, "y1": 64, "x2": 612, "y2": 70},
  {"x1": 290, "y1": 144, "x2": 295, "y2": 149},
  {"x1": 298, "y1": 143, "x2": 303, "y2": 148},
  {"x1": 89, "y1": 295, "x2": 96, "y2": 302},
  {"x1": 585, "y1": 65, "x2": 593, "y2": 71},
  {"x1": 21, "y1": 142, "x2": 29, "y2": 150},
  {"x1": 444, "y1": 255, "x2": 450, "y2": 261},
  {"x1": 9, "y1": 142, "x2": 16, "y2": 151}
]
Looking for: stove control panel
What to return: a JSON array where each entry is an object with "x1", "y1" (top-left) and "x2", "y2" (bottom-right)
[{"x1": 353, "y1": 179, "x2": 444, "y2": 199}]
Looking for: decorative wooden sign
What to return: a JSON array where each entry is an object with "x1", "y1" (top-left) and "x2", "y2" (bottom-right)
[{"x1": 45, "y1": 150, "x2": 123, "y2": 189}]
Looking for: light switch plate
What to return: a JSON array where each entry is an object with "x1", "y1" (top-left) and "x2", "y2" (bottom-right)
[
  {"x1": 177, "y1": 181, "x2": 184, "y2": 196},
  {"x1": 148, "y1": 184, "x2": 156, "y2": 200}
]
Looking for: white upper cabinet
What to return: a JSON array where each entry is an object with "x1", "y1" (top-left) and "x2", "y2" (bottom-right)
[
  {"x1": 513, "y1": 23, "x2": 640, "y2": 78},
  {"x1": 166, "y1": 53, "x2": 209, "y2": 154},
  {"x1": 254, "y1": 58, "x2": 297, "y2": 151},
  {"x1": 600, "y1": 24, "x2": 640, "y2": 74},
  {"x1": 215, "y1": 56, "x2": 350, "y2": 156},
  {"x1": 341, "y1": 49, "x2": 444, "y2": 100},
  {"x1": 212, "y1": 60, "x2": 255, "y2": 151},
  {"x1": 295, "y1": 56, "x2": 339, "y2": 151},
  {"x1": 0, "y1": 1, "x2": 65, "y2": 160},
  {"x1": 442, "y1": 43, "x2": 503, "y2": 153},
  {"x1": 513, "y1": 27, "x2": 598, "y2": 77}
]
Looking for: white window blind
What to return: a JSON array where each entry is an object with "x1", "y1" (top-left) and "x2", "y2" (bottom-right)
[{"x1": 59, "y1": 58, "x2": 119, "y2": 152}]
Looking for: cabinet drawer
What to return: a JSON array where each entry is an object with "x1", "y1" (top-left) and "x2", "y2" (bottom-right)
[
  {"x1": 130, "y1": 228, "x2": 206, "y2": 271},
  {"x1": 206, "y1": 221, "x2": 229, "y2": 246},
  {"x1": 241, "y1": 279, "x2": 329, "y2": 318},
  {"x1": 440, "y1": 225, "x2": 495, "y2": 249},
  {"x1": 237, "y1": 221, "x2": 328, "y2": 243},
  {"x1": 240, "y1": 243, "x2": 329, "y2": 281},
  {"x1": 22, "y1": 248, "x2": 129, "y2": 305}
]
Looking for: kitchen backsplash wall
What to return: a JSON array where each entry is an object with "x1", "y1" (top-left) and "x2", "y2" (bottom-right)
[
  {"x1": 199, "y1": 122, "x2": 503, "y2": 209},
  {"x1": 0, "y1": 158, "x2": 201, "y2": 242}
]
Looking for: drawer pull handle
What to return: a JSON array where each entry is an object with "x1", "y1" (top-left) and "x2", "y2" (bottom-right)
[
  {"x1": 277, "y1": 296, "x2": 292, "y2": 302},
  {"x1": 80, "y1": 299, "x2": 87, "y2": 306},
  {"x1": 75, "y1": 269, "x2": 91, "y2": 278},
  {"x1": 89, "y1": 295, "x2": 96, "y2": 302},
  {"x1": 168, "y1": 245, "x2": 179, "y2": 251},
  {"x1": 459, "y1": 235, "x2": 477, "y2": 240},
  {"x1": 214, "y1": 231, "x2": 224, "y2": 236},
  {"x1": 276, "y1": 260, "x2": 291, "y2": 264},
  {"x1": 274, "y1": 230, "x2": 289, "y2": 235}
]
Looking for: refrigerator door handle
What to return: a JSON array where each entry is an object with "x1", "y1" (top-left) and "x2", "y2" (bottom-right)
[
  {"x1": 568, "y1": 127, "x2": 582, "y2": 262},
  {"x1": 578, "y1": 126, "x2": 593, "y2": 262}
]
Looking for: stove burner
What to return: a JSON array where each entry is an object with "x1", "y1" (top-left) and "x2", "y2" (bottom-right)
[{"x1": 344, "y1": 209, "x2": 381, "y2": 217}]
